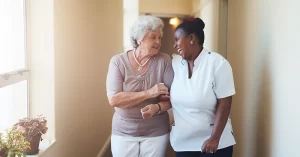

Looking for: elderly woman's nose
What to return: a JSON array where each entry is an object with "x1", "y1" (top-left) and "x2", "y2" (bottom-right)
[{"x1": 156, "y1": 38, "x2": 161, "y2": 44}]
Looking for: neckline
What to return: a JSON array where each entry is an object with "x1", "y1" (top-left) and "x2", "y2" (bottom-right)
[
  {"x1": 185, "y1": 48, "x2": 206, "y2": 79},
  {"x1": 193, "y1": 48, "x2": 206, "y2": 66},
  {"x1": 132, "y1": 49, "x2": 151, "y2": 68},
  {"x1": 124, "y1": 50, "x2": 156, "y2": 78}
]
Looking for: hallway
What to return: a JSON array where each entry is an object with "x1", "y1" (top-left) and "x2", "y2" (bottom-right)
[
  {"x1": 0, "y1": 0, "x2": 299, "y2": 157},
  {"x1": 101, "y1": 0, "x2": 300, "y2": 156}
]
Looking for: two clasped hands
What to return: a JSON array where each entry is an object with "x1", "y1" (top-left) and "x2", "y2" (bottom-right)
[{"x1": 140, "y1": 83, "x2": 169, "y2": 119}]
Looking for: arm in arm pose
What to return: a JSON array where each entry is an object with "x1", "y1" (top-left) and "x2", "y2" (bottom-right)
[
  {"x1": 108, "y1": 84, "x2": 169, "y2": 108},
  {"x1": 106, "y1": 56, "x2": 169, "y2": 108}
]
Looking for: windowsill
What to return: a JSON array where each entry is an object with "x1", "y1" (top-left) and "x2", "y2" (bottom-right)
[{"x1": 27, "y1": 140, "x2": 56, "y2": 157}]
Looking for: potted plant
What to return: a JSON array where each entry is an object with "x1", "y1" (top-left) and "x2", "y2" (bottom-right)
[
  {"x1": 13, "y1": 115, "x2": 48, "y2": 155},
  {"x1": 0, "y1": 129, "x2": 30, "y2": 157}
]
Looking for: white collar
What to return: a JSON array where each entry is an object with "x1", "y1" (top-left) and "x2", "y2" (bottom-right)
[{"x1": 193, "y1": 48, "x2": 208, "y2": 66}]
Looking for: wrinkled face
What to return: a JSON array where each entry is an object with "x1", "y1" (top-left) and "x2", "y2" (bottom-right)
[
  {"x1": 173, "y1": 29, "x2": 193, "y2": 60},
  {"x1": 139, "y1": 29, "x2": 162, "y2": 56}
]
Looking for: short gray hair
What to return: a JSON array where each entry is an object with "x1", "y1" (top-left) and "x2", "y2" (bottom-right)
[{"x1": 130, "y1": 15, "x2": 164, "y2": 48}]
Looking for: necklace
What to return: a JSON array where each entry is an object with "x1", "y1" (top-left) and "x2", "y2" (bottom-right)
[{"x1": 132, "y1": 49, "x2": 151, "y2": 71}]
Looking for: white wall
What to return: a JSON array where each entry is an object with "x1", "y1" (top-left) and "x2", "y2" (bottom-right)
[
  {"x1": 228, "y1": 0, "x2": 300, "y2": 157},
  {"x1": 123, "y1": 0, "x2": 139, "y2": 51},
  {"x1": 267, "y1": 0, "x2": 300, "y2": 156},
  {"x1": 194, "y1": 0, "x2": 300, "y2": 157},
  {"x1": 27, "y1": 0, "x2": 55, "y2": 142}
]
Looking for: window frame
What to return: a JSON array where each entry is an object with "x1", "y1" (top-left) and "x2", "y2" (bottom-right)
[{"x1": 0, "y1": 0, "x2": 29, "y2": 117}]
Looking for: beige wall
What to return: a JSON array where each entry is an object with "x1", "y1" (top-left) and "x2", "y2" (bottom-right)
[
  {"x1": 195, "y1": 0, "x2": 300, "y2": 157},
  {"x1": 139, "y1": 0, "x2": 193, "y2": 15},
  {"x1": 27, "y1": 0, "x2": 300, "y2": 156},
  {"x1": 36, "y1": 0, "x2": 123, "y2": 156},
  {"x1": 227, "y1": 0, "x2": 263, "y2": 156}
]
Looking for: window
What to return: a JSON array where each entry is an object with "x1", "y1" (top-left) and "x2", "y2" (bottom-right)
[{"x1": 0, "y1": 0, "x2": 28, "y2": 132}]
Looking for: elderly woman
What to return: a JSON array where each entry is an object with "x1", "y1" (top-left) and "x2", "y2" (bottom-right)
[{"x1": 106, "y1": 15, "x2": 173, "y2": 157}]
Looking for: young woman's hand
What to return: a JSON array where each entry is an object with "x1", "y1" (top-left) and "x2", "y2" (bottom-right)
[
  {"x1": 158, "y1": 94, "x2": 170, "y2": 101},
  {"x1": 201, "y1": 137, "x2": 220, "y2": 154}
]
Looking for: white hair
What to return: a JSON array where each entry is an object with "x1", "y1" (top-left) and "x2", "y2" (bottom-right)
[{"x1": 130, "y1": 15, "x2": 164, "y2": 48}]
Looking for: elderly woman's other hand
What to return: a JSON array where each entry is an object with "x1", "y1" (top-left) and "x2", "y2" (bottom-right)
[
  {"x1": 141, "y1": 104, "x2": 159, "y2": 119},
  {"x1": 146, "y1": 83, "x2": 169, "y2": 99}
]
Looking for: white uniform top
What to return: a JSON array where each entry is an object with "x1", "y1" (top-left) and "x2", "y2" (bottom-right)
[{"x1": 170, "y1": 48, "x2": 236, "y2": 152}]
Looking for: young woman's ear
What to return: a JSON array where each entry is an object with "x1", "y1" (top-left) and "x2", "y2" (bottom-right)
[{"x1": 189, "y1": 34, "x2": 196, "y2": 45}]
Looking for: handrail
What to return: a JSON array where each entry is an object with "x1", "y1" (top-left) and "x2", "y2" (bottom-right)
[{"x1": 0, "y1": 69, "x2": 29, "y2": 80}]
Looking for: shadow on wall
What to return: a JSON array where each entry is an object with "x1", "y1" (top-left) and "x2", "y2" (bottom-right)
[
  {"x1": 160, "y1": 17, "x2": 177, "y2": 157},
  {"x1": 253, "y1": 7, "x2": 273, "y2": 157},
  {"x1": 228, "y1": 1, "x2": 273, "y2": 157},
  {"x1": 254, "y1": 55, "x2": 272, "y2": 157},
  {"x1": 227, "y1": 1, "x2": 247, "y2": 157},
  {"x1": 160, "y1": 17, "x2": 177, "y2": 57}
]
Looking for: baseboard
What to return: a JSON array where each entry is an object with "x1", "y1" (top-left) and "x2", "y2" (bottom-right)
[{"x1": 96, "y1": 134, "x2": 111, "y2": 157}]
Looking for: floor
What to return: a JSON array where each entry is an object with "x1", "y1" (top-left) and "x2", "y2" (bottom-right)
[{"x1": 103, "y1": 142, "x2": 176, "y2": 157}]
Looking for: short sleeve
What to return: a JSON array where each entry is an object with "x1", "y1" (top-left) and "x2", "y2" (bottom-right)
[
  {"x1": 163, "y1": 55, "x2": 174, "y2": 90},
  {"x1": 213, "y1": 59, "x2": 236, "y2": 99},
  {"x1": 106, "y1": 56, "x2": 123, "y2": 96}
]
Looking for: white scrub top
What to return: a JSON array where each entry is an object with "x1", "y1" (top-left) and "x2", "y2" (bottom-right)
[{"x1": 170, "y1": 48, "x2": 236, "y2": 152}]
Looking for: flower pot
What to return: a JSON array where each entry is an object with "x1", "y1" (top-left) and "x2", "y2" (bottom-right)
[
  {"x1": 0, "y1": 150, "x2": 7, "y2": 157},
  {"x1": 23, "y1": 133, "x2": 41, "y2": 155}
]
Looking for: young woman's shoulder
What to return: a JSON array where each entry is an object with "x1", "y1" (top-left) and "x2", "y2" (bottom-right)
[
  {"x1": 171, "y1": 53, "x2": 182, "y2": 63},
  {"x1": 206, "y1": 51, "x2": 232, "y2": 73}
]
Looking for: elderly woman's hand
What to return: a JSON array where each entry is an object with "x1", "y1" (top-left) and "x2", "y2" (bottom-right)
[
  {"x1": 146, "y1": 83, "x2": 169, "y2": 99},
  {"x1": 141, "y1": 104, "x2": 159, "y2": 119}
]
